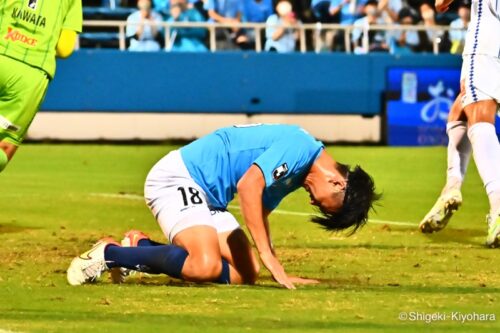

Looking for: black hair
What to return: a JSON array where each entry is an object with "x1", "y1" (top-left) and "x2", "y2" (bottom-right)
[
  {"x1": 311, "y1": 163, "x2": 381, "y2": 235},
  {"x1": 398, "y1": 8, "x2": 416, "y2": 23}
]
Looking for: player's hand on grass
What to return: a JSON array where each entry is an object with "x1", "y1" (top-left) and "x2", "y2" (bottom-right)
[
  {"x1": 260, "y1": 251, "x2": 296, "y2": 289},
  {"x1": 288, "y1": 276, "x2": 320, "y2": 285}
]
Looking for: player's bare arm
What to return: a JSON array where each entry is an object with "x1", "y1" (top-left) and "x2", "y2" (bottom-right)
[
  {"x1": 237, "y1": 164, "x2": 296, "y2": 289},
  {"x1": 262, "y1": 208, "x2": 319, "y2": 285},
  {"x1": 262, "y1": 209, "x2": 275, "y2": 255}
]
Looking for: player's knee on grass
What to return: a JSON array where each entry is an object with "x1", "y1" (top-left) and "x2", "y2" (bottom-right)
[
  {"x1": 183, "y1": 255, "x2": 224, "y2": 282},
  {"x1": 223, "y1": 229, "x2": 260, "y2": 284}
]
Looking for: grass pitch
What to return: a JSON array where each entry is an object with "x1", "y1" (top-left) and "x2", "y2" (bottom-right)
[{"x1": 0, "y1": 144, "x2": 498, "y2": 333}]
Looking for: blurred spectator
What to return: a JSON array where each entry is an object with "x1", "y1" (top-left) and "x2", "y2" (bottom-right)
[
  {"x1": 243, "y1": 0, "x2": 273, "y2": 49},
  {"x1": 417, "y1": 2, "x2": 446, "y2": 52},
  {"x1": 449, "y1": 0, "x2": 470, "y2": 54},
  {"x1": 153, "y1": 0, "x2": 170, "y2": 17},
  {"x1": 310, "y1": 0, "x2": 342, "y2": 52},
  {"x1": 153, "y1": 0, "x2": 201, "y2": 18},
  {"x1": 389, "y1": 8, "x2": 420, "y2": 54},
  {"x1": 329, "y1": 0, "x2": 368, "y2": 25},
  {"x1": 167, "y1": 0, "x2": 208, "y2": 52},
  {"x1": 102, "y1": 0, "x2": 123, "y2": 9},
  {"x1": 312, "y1": 0, "x2": 339, "y2": 23},
  {"x1": 323, "y1": 0, "x2": 368, "y2": 51},
  {"x1": 126, "y1": 0, "x2": 164, "y2": 51},
  {"x1": 405, "y1": 0, "x2": 424, "y2": 15},
  {"x1": 205, "y1": 0, "x2": 247, "y2": 49},
  {"x1": 265, "y1": 0, "x2": 300, "y2": 52},
  {"x1": 102, "y1": 0, "x2": 148, "y2": 8},
  {"x1": 244, "y1": 0, "x2": 273, "y2": 23},
  {"x1": 377, "y1": 0, "x2": 402, "y2": 22},
  {"x1": 351, "y1": 0, "x2": 389, "y2": 53}
]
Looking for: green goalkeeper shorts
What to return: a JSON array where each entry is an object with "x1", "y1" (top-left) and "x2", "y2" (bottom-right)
[{"x1": 0, "y1": 54, "x2": 49, "y2": 146}]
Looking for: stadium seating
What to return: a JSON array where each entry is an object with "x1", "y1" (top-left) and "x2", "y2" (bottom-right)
[
  {"x1": 79, "y1": 1, "x2": 464, "y2": 53},
  {"x1": 81, "y1": 7, "x2": 135, "y2": 48}
]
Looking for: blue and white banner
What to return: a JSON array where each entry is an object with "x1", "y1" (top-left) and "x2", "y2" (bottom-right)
[{"x1": 386, "y1": 67, "x2": 500, "y2": 146}]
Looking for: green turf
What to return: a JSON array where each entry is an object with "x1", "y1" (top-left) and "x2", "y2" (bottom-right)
[{"x1": 0, "y1": 144, "x2": 498, "y2": 333}]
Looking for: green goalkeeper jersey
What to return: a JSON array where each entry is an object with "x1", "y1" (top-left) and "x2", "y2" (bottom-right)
[{"x1": 0, "y1": 0, "x2": 82, "y2": 79}]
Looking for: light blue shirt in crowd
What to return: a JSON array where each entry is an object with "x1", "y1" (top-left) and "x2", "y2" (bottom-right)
[
  {"x1": 153, "y1": 0, "x2": 200, "y2": 15},
  {"x1": 168, "y1": 9, "x2": 208, "y2": 52},
  {"x1": 126, "y1": 10, "x2": 164, "y2": 52},
  {"x1": 204, "y1": 0, "x2": 244, "y2": 19},
  {"x1": 351, "y1": 16, "x2": 386, "y2": 43},
  {"x1": 389, "y1": 25, "x2": 420, "y2": 55},
  {"x1": 265, "y1": 14, "x2": 298, "y2": 53},
  {"x1": 329, "y1": 0, "x2": 368, "y2": 25},
  {"x1": 180, "y1": 124, "x2": 324, "y2": 210},
  {"x1": 391, "y1": 26, "x2": 420, "y2": 47},
  {"x1": 449, "y1": 18, "x2": 467, "y2": 43},
  {"x1": 153, "y1": 0, "x2": 169, "y2": 13}
]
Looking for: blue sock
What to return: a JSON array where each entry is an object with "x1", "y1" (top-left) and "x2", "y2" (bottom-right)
[
  {"x1": 105, "y1": 245, "x2": 230, "y2": 283},
  {"x1": 106, "y1": 245, "x2": 187, "y2": 278},
  {"x1": 137, "y1": 238, "x2": 164, "y2": 247},
  {"x1": 217, "y1": 259, "x2": 230, "y2": 284}
]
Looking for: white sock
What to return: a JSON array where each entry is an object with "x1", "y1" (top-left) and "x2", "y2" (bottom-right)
[
  {"x1": 468, "y1": 122, "x2": 500, "y2": 213},
  {"x1": 443, "y1": 121, "x2": 471, "y2": 193}
]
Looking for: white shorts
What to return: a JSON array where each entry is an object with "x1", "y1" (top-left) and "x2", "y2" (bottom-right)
[
  {"x1": 461, "y1": 54, "x2": 500, "y2": 109},
  {"x1": 144, "y1": 150, "x2": 240, "y2": 243}
]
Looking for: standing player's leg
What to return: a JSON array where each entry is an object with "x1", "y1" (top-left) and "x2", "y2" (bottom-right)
[
  {"x1": 420, "y1": 88, "x2": 472, "y2": 233},
  {"x1": 462, "y1": 55, "x2": 500, "y2": 247},
  {"x1": 0, "y1": 142, "x2": 16, "y2": 172},
  {"x1": 443, "y1": 84, "x2": 472, "y2": 194},
  {"x1": 0, "y1": 55, "x2": 49, "y2": 172}
]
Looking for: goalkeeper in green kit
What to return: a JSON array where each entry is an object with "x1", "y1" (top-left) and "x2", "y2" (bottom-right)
[{"x1": 0, "y1": 0, "x2": 82, "y2": 172}]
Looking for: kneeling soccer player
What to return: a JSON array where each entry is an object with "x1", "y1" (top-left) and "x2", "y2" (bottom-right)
[{"x1": 67, "y1": 124, "x2": 380, "y2": 289}]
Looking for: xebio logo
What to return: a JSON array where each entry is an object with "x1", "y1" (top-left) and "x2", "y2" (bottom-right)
[{"x1": 4, "y1": 27, "x2": 37, "y2": 46}]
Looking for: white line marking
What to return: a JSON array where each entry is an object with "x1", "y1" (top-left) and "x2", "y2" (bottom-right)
[
  {"x1": 92, "y1": 192, "x2": 145, "y2": 201},
  {"x1": 90, "y1": 193, "x2": 417, "y2": 227}
]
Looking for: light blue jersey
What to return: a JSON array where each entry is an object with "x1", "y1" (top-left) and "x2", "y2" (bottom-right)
[{"x1": 180, "y1": 124, "x2": 324, "y2": 210}]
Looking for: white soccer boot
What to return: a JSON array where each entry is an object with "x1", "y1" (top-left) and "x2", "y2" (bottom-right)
[
  {"x1": 419, "y1": 189, "x2": 462, "y2": 233},
  {"x1": 486, "y1": 210, "x2": 500, "y2": 248},
  {"x1": 67, "y1": 237, "x2": 120, "y2": 286}
]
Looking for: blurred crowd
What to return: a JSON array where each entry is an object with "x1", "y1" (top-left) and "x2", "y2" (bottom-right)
[{"x1": 88, "y1": 0, "x2": 471, "y2": 53}]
